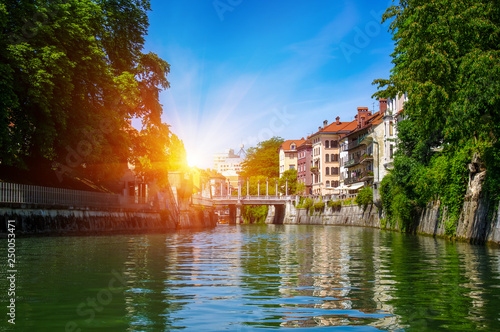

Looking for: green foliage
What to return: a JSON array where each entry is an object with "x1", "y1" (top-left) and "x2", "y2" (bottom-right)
[
  {"x1": 373, "y1": 0, "x2": 500, "y2": 236},
  {"x1": 278, "y1": 169, "x2": 299, "y2": 195},
  {"x1": 242, "y1": 205, "x2": 268, "y2": 224},
  {"x1": 240, "y1": 175, "x2": 279, "y2": 196},
  {"x1": 355, "y1": 187, "x2": 373, "y2": 210},
  {"x1": 240, "y1": 137, "x2": 284, "y2": 178},
  {"x1": 313, "y1": 201, "x2": 325, "y2": 212},
  {"x1": 1, "y1": 0, "x2": 173, "y2": 187},
  {"x1": 342, "y1": 198, "x2": 353, "y2": 206},
  {"x1": 297, "y1": 197, "x2": 313, "y2": 210},
  {"x1": 327, "y1": 200, "x2": 342, "y2": 212}
]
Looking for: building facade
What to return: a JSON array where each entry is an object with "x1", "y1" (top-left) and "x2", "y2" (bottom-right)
[
  {"x1": 213, "y1": 148, "x2": 244, "y2": 189},
  {"x1": 296, "y1": 138, "x2": 312, "y2": 195},
  {"x1": 309, "y1": 118, "x2": 357, "y2": 195},
  {"x1": 279, "y1": 139, "x2": 305, "y2": 177}
]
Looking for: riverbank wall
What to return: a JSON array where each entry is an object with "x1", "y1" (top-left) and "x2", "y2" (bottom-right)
[
  {"x1": 276, "y1": 173, "x2": 500, "y2": 245},
  {"x1": 275, "y1": 203, "x2": 380, "y2": 228},
  {"x1": 0, "y1": 206, "x2": 217, "y2": 236}
]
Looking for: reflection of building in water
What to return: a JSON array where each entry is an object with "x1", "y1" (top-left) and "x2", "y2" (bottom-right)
[{"x1": 276, "y1": 226, "x2": 402, "y2": 329}]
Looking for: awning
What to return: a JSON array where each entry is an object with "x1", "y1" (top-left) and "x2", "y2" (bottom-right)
[{"x1": 346, "y1": 182, "x2": 364, "y2": 190}]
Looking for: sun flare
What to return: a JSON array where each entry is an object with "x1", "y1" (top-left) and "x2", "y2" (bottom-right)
[{"x1": 187, "y1": 153, "x2": 202, "y2": 168}]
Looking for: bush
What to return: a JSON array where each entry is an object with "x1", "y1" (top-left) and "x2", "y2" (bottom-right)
[
  {"x1": 342, "y1": 197, "x2": 353, "y2": 205},
  {"x1": 313, "y1": 201, "x2": 325, "y2": 212},
  {"x1": 355, "y1": 186, "x2": 373, "y2": 210},
  {"x1": 327, "y1": 200, "x2": 342, "y2": 212}
]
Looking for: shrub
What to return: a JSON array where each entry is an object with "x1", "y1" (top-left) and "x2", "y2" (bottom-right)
[
  {"x1": 327, "y1": 200, "x2": 342, "y2": 212},
  {"x1": 313, "y1": 201, "x2": 325, "y2": 212},
  {"x1": 342, "y1": 197, "x2": 353, "y2": 205},
  {"x1": 355, "y1": 186, "x2": 373, "y2": 210}
]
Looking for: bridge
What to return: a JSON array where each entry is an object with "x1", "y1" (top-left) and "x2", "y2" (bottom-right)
[
  {"x1": 192, "y1": 194, "x2": 298, "y2": 207},
  {"x1": 191, "y1": 194, "x2": 299, "y2": 224}
]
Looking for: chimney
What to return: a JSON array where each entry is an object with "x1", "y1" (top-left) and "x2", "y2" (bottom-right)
[
  {"x1": 318, "y1": 126, "x2": 322, "y2": 131},
  {"x1": 379, "y1": 98, "x2": 388, "y2": 113},
  {"x1": 323, "y1": 120, "x2": 328, "y2": 128},
  {"x1": 336, "y1": 116, "x2": 340, "y2": 125},
  {"x1": 357, "y1": 107, "x2": 369, "y2": 127}
]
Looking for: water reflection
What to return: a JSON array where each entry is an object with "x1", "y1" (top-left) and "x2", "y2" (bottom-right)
[{"x1": 1, "y1": 225, "x2": 499, "y2": 331}]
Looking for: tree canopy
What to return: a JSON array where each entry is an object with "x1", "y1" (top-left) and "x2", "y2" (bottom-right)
[
  {"x1": 373, "y1": 0, "x2": 500, "y2": 234},
  {"x1": 1, "y1": 0, "x2": 179, "y2": 187},
  {"x1": 240, "y1": 136, "x2": 284, "y2": 178}
]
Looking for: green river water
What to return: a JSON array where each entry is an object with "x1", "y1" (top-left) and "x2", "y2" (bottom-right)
[{"x1": 1, "y1": 224, "x2": 500, "y2": 331}]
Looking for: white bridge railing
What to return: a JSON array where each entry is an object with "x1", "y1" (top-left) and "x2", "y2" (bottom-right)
[{"x1": 213, "y1": 195, "x2": 297, "y2": 201}]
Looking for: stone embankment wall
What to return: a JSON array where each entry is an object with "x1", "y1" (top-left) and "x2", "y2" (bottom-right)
[
  {"x1": 272, "y1": 202, "x2": 380, "y2": 228},
  {"x1": 416, "y1": 170, "x2": 500, "y2": 244},
  {"x1": 276, "y1": 168, "x2": 500, "y2": 245},
  {"x1": 0, "y1": 207, "x2": 216, "y2": 236}
]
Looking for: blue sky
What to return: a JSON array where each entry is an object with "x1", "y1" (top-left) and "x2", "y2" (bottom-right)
[{"x1": 142, "y1": 0, "x2": 395, "y2": 168}]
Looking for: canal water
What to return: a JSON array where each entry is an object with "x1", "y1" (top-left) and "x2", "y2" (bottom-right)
[{"x1": 1, "y1": 225, "x2": 500, "y2": 331}]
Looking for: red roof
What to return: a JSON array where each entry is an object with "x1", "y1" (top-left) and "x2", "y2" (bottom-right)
[
  {"x1": 280, "y1": 139, "x2": 306, "y2": 151},
  {"x1": 311, "y1": 120, "x2": 358, "y2": 137}
]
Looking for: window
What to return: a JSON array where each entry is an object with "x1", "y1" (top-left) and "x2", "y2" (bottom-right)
[
  {"x1": 331, "y1": 140, "x2": 338, "y2": 148},
  {"x1": 326, "y1": 167, "x2": 330, "y2": 175},
  {"x1": 390, "y1": 145, "x2": 394, "y2": 158},
  {"x1": 326, "y1": 180, "x2": 330, "y2": 187},
  {"x1": 291, "y1": 144, "x2": 296, "y2": 150},
  {"x1": 325, "y1": 154, "x2": 329, "y2": 162},
  {"x1": 325, "y1": 140, "x2": 330, "y2": 148},
  {"x1": 289, "y1": 165, "x2": 295, "y2": 170},
  {"x1": 332, "y1": 167, "x2": 339, "y2": 175},
  {"x1": 389, "y1": 121, "x2": 394, "y2": 136},
  {"x1": 333, "y1": 181, "x2": 339, "y2": 188}
]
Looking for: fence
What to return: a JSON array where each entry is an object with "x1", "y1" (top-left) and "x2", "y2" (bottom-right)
[{"x1": 0, "y1": 182, "x2": 121, "y2": 209}]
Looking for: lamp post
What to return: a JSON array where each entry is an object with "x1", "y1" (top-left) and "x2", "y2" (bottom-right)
[
  {"x1": 266, "y1": 178, "x2": 269, "y2": 197},
  {"x1": 246, "y1": 178, "x2": 249, "y2": 197},
  {"x1": 285, "y1": 178, "x2": 288, "y2": 196},
  {"x1": 275, "y1": 180, "x2": 278, "y2": 197},
  {"x1": 257, "y1": 180, "x2": 260, "y2": 197}
]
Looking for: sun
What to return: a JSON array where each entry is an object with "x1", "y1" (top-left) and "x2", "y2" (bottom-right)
[{"x1": 187, "y1": 153, "x2": 202, "y2": 168}]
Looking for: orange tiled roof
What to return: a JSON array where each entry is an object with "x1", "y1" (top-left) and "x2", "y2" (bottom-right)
[
  {"x1": 280, "y1": 139, "x2": 306, "y2": 151},
  {"x1": 311, "y1": 119, "x2": 358, "y2": 137},
  {"x1": 345, "y1": 110, "x2": 385, "y2": 137}
]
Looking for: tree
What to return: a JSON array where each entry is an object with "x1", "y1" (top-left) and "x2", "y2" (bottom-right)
[
  {"x1": 278, "y1": 169, "x2": 300, "y2": 195},
  {"x1": 1, "y1": 0, "x2": 173, "y2": 187},
  {"x1": 372, "y1": 0, "x2": 500, "y2": 234},
  {"x1": 240, "y1": 137, "x2": 284, "y2": 178}
]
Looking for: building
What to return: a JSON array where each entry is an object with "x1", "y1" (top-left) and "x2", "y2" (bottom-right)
[
  {"x1": 343, "y1": 105, "x2": 385, "y2": 193},
  {"x1": 279, "y1": 139, "x2": 305, "y2": 177},
  {"x1": 296, "y1": 138, "x2": 313, "y2": 195},
  {"x1": 308, "y1": 117, "x2": 358, "y2": 195},
  {"x1": 338, "y1": 134, "x2": 349, "y2": 190},
  {"x1": 382, "y1": 94, "x2": 407, "y2": 172},
  {"x1": 213, "y1": 148, "x2": 244, "y2": 189}
]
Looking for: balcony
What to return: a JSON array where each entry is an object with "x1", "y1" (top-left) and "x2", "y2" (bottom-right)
[
  {"x1": 310, "y1": 167, "x2": 319, "y2": 174},
  {"x1": 344, "y1": 171, "x2": 374, "y2": 184},
  {"x1": 360, "y1": 154, "x2": 373, "y2": 163},
  {"x1": 344, "y1": 157, "x2": 360, "y2": 168},
  {"x1": 345, "y1": 140, "x2": 360, "y2": 151}
]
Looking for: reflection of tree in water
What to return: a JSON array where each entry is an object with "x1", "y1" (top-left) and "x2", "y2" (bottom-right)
[
  {"x1": 122, "y1": 234, "x2": 185, "y2": 331},
  {"x1": 380, "y1": 233, "x2": 500, "y2": 331},
  {"x1": 240, "y1": 225, "x2": 284, "y2": 298}
]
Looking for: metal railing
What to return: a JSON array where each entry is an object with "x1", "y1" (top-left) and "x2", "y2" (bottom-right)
[
  {"x1": 213, "y1": 195, "x2": 297, "y2": 201},
  {"x1": 0, "y1": 182, "x2": 120, "y2": 208},
  {"x1": 344, "y1": 157, "x2": 360, "y2": 167}
]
